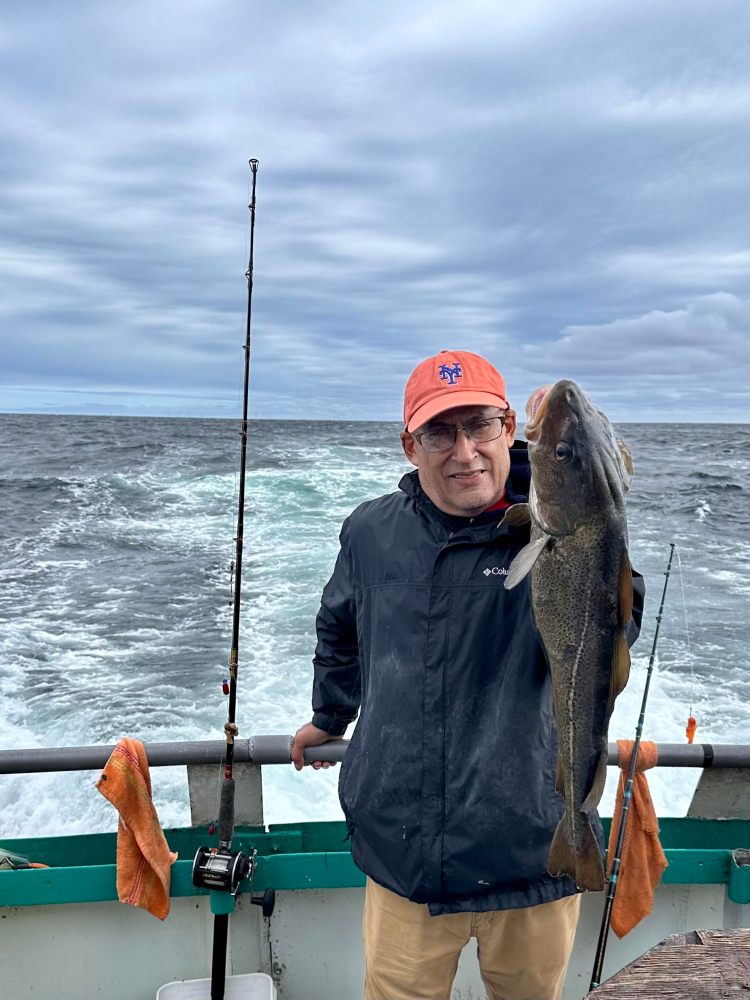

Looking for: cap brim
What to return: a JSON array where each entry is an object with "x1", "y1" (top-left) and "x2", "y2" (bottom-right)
[{"x1": 406, "y1": 391, "x2": 509, "y2": 432}]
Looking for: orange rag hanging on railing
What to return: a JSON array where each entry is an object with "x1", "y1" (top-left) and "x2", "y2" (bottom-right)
[
  {"x1": 96, "y1": 737, "x2": 178, "y2": 920},
  {"x1": 606, "y1": 738, "x2": 668, "y2": 938}
]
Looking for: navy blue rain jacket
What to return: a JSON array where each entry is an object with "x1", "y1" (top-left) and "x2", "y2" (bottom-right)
[{"x1": 311, "y1": 443, "x2": 645, "y2": 910}]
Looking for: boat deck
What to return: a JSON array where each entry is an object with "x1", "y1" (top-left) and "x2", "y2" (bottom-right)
[
  {"x1": 2, "y1": 739, "x2": 748, "y2": 998},
  {"x1": 588, "y1": 928, "x2": 750, "y2": 998}
]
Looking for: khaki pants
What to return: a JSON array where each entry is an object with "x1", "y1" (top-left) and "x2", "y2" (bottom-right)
[{"x1": 363, "y1": 878, "x2": 581, "y2": 1000}]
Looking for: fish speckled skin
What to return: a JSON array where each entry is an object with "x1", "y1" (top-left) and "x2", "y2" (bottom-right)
[{"x1": 505, "y1": 380, "x2": 634, "y2": 891}]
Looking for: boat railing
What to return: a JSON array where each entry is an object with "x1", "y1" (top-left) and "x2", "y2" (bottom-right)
[{"x1": 1, "y1": 738, "x2": 749, "y2": 773}]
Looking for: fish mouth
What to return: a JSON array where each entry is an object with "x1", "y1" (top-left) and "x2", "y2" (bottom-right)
[
  {"x1": 524, "y1": 380, "x2": 589, "y2": 443},
  {"x1": 524, "y1": 385, "x2": 552, "y2": 442}
]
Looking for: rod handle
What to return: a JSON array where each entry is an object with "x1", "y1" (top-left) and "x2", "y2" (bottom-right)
[{"x1": 218, "y1": 778, "x2": 235, "y2": 845}]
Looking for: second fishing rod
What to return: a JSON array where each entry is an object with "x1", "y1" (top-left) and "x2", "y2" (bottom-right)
[
  {"x1": 589, "y1": 541, "x2": 677, "y2": 991},
  {"x1": 191, "y1": 158, "x2": 261, "y2": 1000}
]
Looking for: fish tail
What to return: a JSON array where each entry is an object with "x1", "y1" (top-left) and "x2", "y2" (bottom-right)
[
  {"x1": 548, "y1": 816, "x2": 578, "y2": 881},
  {"x1": 549, "y1": 813, "x2": 605, "y2": 892}
]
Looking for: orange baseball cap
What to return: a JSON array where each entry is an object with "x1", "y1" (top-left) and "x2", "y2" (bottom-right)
[{"x1": 403, "y1": 350, "x2": 509, "y2": 432}]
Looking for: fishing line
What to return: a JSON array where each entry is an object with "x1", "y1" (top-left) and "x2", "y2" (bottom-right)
[{"x1": 673, "y1": 545, "x2": 698, "y2": 744}]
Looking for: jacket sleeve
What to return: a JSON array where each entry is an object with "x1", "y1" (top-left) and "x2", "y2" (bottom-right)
[
  {"x1": 625, "y1": 568, "x2": 646, "y2": 648},
  {"x1": 311, "y1": 519, "x2": 361, "y2": 736}
]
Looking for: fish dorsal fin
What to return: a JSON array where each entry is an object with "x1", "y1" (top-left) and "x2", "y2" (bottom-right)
[
  {"x1": 502, "y1": 503, "x2": 531, "y2": 526},
  {"x1": 619, "y1": 552, "x2": 633, "y2": 626},
  {"x1": 504, "y1": 533, "x2": 550, "y2": 589}
]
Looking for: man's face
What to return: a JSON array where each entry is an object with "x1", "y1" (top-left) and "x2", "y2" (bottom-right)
[{"x1": 401, "y1": 404, "x2": 517, "y2": 517}]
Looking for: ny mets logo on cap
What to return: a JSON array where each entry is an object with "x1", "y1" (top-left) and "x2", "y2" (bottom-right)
[{"x1": 439, "y1": 362, "x2": 462, "y2": 385}]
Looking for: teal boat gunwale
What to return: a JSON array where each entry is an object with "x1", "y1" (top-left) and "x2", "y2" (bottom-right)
[{"x1": 1, "y1": 819, "x2": 748, "y2": 908}]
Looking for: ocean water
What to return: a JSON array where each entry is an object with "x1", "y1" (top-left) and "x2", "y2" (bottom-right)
[{"x1": 0, "y1": 414, "x2": 748, "y2": 839}]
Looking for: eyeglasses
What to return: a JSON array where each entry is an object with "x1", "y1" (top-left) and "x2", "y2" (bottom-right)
[{"x1": 413, "y1": 414, "x2": 507, "y2": 453}]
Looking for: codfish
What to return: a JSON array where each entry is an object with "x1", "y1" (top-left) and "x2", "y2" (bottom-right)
[{"x1": 504, "y1": 380, "x2": 634, "y2": 891}]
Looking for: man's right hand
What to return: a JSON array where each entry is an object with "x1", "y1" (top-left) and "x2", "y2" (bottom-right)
[{"x1": 290, "y1": 722, "x2": 338, "y2": 772}]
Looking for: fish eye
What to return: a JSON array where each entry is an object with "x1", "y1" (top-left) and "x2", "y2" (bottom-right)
[{"x1": 555, "y1": 442, "x2": 573, "y2": 462}]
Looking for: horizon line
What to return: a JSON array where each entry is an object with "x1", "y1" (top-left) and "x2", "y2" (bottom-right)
[{"x1": 1, "y1": 410, "x2": 748, "y2": 426}]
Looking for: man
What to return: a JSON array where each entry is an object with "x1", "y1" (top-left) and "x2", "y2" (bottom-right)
[{"x1": 292, "y1": 350, "x2": 644, "y2": 1000}]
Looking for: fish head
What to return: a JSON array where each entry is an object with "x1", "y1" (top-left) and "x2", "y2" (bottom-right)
[{"x1": 523, "y1": 380, "x2": 633, "y2": 537}]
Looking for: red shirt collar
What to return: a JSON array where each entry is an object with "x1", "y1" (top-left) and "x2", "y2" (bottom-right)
[{"x1": 484, "y1": 492, "x2": 511, "y2": 513}]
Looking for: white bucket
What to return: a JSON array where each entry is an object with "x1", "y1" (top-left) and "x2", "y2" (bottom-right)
[{"x1": 156, "y1": 972, "x2": 276, "y2": 999}]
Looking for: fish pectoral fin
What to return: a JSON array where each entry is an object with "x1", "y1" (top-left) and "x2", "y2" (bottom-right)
[
  {"x1": 504, "y1": 533, "x2": 550, "y2": 590},
  {"x1": 502, "y1": 503, "x2": 531, "y2": 527},
  {"x1": 616, "y1": 437, "x2": 634, "y2": 492},
  {"x1": 581, "y1": 747, "x2": 608, "y2": 814},
  {"x1": 619, "y1": 552, "x2": 633, "y2": 626}
]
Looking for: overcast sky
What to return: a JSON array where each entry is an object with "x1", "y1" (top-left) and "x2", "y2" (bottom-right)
[{"x1": 1, "y1": 1, "x2": 748, "y2": 422}]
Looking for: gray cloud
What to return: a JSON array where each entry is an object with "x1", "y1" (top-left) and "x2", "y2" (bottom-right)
[
  {"x1": 0, "y1": 0, "x2": 747, "y2": 420},
  {"x1": 506, "y1": 292, "x2": 749, "y2": 420}
]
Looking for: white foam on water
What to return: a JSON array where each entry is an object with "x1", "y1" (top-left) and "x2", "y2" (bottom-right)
[
  {"x1": 695, "y1": 500, "x2": 712, "y2": 520},
  {"x1": 603, "y1": 655, "x2": 696, "y2": 817},
  {"x1": 710, "y1": 569, "x2": 750, "y2": 595},
  {"x1": 1, "y1": 419, "x2": 747, "y2": 840}
]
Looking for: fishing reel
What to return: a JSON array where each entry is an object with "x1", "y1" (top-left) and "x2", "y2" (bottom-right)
[
  {"x1": 192, "y1": 845, "x2": 255, "y2": 895},
  {"x1": 192, "y1": 846, "x2": 275, "y2": 915}
]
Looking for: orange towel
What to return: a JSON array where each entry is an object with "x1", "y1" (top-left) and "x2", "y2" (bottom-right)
[
  {"x1": 607, "y1": 738, "x2": 668, "y2": 938},
  {"x1": 96, "y1": 738, "x2": 178, "y2": 920}
]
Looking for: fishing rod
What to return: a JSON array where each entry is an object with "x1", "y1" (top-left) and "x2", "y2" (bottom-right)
[
  {"x1": 191, "y1": 158, "x2": 262, "y2": 1000},
  {"x1": 589, "y1": 541, "x2": 677, "y2": 991}
]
